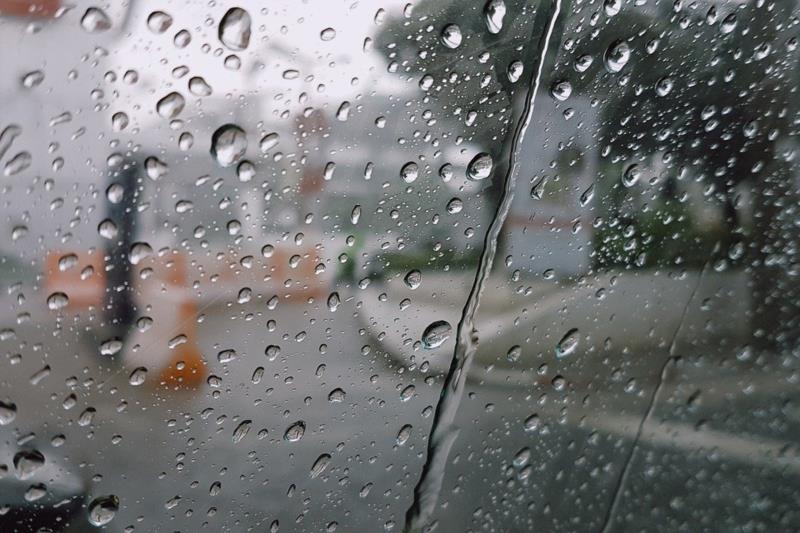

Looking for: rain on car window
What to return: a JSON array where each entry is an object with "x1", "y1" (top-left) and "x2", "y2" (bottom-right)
[{"x1": 0, "y1": 0, "x2": 798, "y2": 532}]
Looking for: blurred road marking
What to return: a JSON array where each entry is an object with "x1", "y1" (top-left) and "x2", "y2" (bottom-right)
[{"x1": 588, "y1": 411, "x2": 800, "y2": 475}]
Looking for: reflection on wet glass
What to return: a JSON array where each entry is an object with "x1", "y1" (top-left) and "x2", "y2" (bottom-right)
[{"x1": 0, "y1": 0, "x2": 798, "y2": 532}]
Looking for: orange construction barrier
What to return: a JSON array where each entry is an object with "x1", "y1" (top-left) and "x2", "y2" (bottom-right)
[
  {"x1": 127, "y1": 252, "x2": 206, "y2": 390},
  {"x1": 44, "y1": 250, "x2": 105, "y2": 311}
]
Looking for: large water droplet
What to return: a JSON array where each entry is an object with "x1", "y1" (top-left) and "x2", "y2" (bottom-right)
[
  {"x1": 422, "y1": 320, "x2": 452, "y2": 349},
  {"x1": 188, "y1": 76, "x2": 212, "y2": 96},
  {"x1": 310, "y1": 453, "x2": 331, "y2": 478},
  {"x1": 100, "y1": 339, "x2": 122, "y2": 356},
  {"x1": 328, "y1": 388, "x2": 346, "y2": 403},
  {"x1": 336, "y1": 101, "x2": 351, "y2": 121},
  {"x1": 350, "y1": 205, "x2": 361, "y2": 224},
  {"x1": 327, "y1": 292, "x2": 340, "y2": 312},
  {"x1": 550, "y1": 80, "x2": 572, "y2": 101},
  {"x1": 284, "y1": 421, "x2": 306, "y2": 442},
  {"x1": 88, "y1": 495, "x2": 119, "y2": 526},
  {"x1": 211, "y1": 124, "x2": 247, "y2": 167},
  {"x1": 106, "y1": 183, "x2": 124, "y2": 203},
  {"x1": 22, "y1": 70, "x2": 44, "y2": 89},
  {"x1": 720, "y1": 13, "x2": 737, "y2": 34},
  {"x1": 217, "y1": 349, "x2": 237, "y2": 363},
  {"x1": 467, "y1": 152, "x2": 493, "y2": 180},
  {"x1": 24, "y1": 484, "x2": 46, "y2": 502},
  {"x1": 400, "y1": 161, "x2": 419, "y2": 183},
  {"x1": 484, "y1": 0, "x2": 506, "y2": 34},
  {"x1": 129, "y1": 242, "x2": 153, "y2": 265},
  {"x1": 506, "y1": 345, "x2": 521, "y2": 362},
  {"x1": 128, "y1": 367, "x2": 147, "y2": 386},
  {"x1": 530, "y1": 175, "x2": 549, "y2": 199},
  {"x1": 232, "y1": 420, "x2": 252, "y2": 443},
  {"x1": 147, "y1": 11, "x2": 173, "y2": 33},
  {"x1": 400, "y1": 384, "x2": 416, "y2": 402},
  {"x1": 604, "y1": 40, "x2": 631, "y2": 73},
  {"x1": 574, "y1": 54, "x2": 594, "y2": 72},
  {"x1": 446, "y1": 198, "x2": 463, "y2": 214},
  {"x1": 14, "y1": 450, "x2": 45, "y2": 480},
  {"x1": 396, "y1": 424, "x2": 412, "y2": 446},
  {"x1": 320, "y1": 27, "x2": 337, "y2": 41},
  {"x1": 655, "y1": 77, "x2": 674, "y2": 97},
  {"x1": 98, "y1": 219, "x2": 119, "y2": 240},
  {"x1": 47, "y1": 292, "x2": 69, "y2": 311},
  {"x1": 622, "y1": 163, "x2": 641, "y2": 187},
  {"x1": 219, "y1": 7, "x2": 251, "y2": 51},
  {"x1": 4, "y1": 152, "x2": 31, "y2": 176},
  {"x1": 81, "y1": 7, "x2": 111, "y2": 33},
  {"x1": 523, "y1": 413, "x2": 540, "y2": 432},
  {"x1": 111, "y1": 112, "x2": 129, "y2": 131},
  {"x1": 0, "y1": 401, "x2": 16, "y2": 425},
  {"x1": 604, "y1": 0, "x2": 621, "y2": 17},
  {"x1": 145, "y1": 156, "x2": 168, "y2": 180},
  {"x1": 439, "y1": 163, "x2": 453, "y2": 182},
  {"x1": 556, "y1": 328, "x2": 579, "y2": 358},
  {"x1": 156, "y1": 92, "x2": 185, "y2": 118},
  {"x1": 58, "y1": 253, "x2": 78, "y2": 272},
  {"x1": 260, "y1": 132, "x2": 280, "y2": 153},
  {"x1": 507, "y1": 61, "x2": 523, "y2": 83},
  {"x1": 404, "y1": 270, "x2": 421, "y2": 290},
  {"x1": 440, "y1": 24, "x2": 463, "y2": 49},
  {"x1": 173, "y1": 29, "x2": 191, "y2": 48}
]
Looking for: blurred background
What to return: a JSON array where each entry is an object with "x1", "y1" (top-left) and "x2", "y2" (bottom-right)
[{"x1": 0, "y1": 0, "x2": 798, "y2": 531}]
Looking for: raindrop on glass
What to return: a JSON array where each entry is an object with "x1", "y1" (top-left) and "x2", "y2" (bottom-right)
[
  {"x1": 88, "y1": 495, "x2": 119, "y2": 526},
  {"x1": 484, "y1": 0, "x2": 506, "y2": 34},
  {"x1": 400, "y1": 162, "x2": 419, "y2": 183},
  {"x1": 440, "y1": 24, "x2": 463, "y2": 49},
  {"x1": 81, "y1": 7, "x2": 111, "y2": 33},
  {"x1": 188, "y1": 76, "x2": 212, "y2": 96},
  {"x1": 156, "y1": 92, "x2": 185, "y2": 118},
  {"x1": 556, "y1": 328, "x2": 579, "y2": 358},
  {"x1": 128, "y1": 367, "x2": 147, "y2": 386},
  {"x1": 467, "y1": 152, "x2": 493, "y2": 181},
  {"x1": 47, "y1": 292, "x2": 69, "y2": 311},
  {"x1": 211, "y1": 124, "x2": 247, "y2": 167},
  {"x1": 550, "y1": 80, "x2": 572, "y2": 101},
  {"x1": 507, "y1": 61, "x2": 523, "y2": 83},
  {"x1": 147, "y1": 11, "x2": 173, "y2": 34},
  {"x1": 604, "y1": 40, "x2": 631, "y2": 73},
  {"x1": 284, "y1": 421, "x2": 306, "y2": 442},
  {"x1": 422, "y1": 320, "x2": 452, "y2": 349},
  {"x1": 219, "y1": 7, "x2": 251, "y2": 51},
  {"x1": 622, "y1": 163, "x2": 641, "y2": 187},
  {"x1": 310, "y1": 453, "x2": 331, "y2": 479},
  {"x1": 320, "y1": 27, "x2": 336, "y2": 41},
  {"x1": 129, "y1": 242, "x2": 153, "y2": 265},
  {"x1": 232, "y1": 420, "x2": 252, "y2": 444},
  {"x1": 404, "y1": 270, "x2": 421, "y2": 290},
  {"x1": 396, "y1": 424, "x2": 412, "y2": 446},
  {"x1": 260, "y1": 132, "x2": 280, "y2": 153}
]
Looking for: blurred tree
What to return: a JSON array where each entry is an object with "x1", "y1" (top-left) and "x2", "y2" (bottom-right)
[
  {"x1": 592, "y1": 1, "x2": 799, "y2": 352},
  {"x1": 376, "y1": 0, "x2": 799, "y2": 352}
]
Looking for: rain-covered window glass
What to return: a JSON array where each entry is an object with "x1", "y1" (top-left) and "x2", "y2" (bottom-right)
[{"x1": 0, "y1": 0, "x2": 798, "y2": 531}]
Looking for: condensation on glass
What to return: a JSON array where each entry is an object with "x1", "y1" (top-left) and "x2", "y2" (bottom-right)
[{"x1": 0, "y1": 0, "x2": 798, "y2": 532}]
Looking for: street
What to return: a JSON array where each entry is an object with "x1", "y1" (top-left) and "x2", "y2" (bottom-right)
[{"x1": 0, "y1": 269, "x2": 798, "y2": 532}]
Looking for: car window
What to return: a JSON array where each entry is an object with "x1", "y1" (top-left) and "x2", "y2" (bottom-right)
[{"x1": 0, "y1": 0, "x2": 798, "y2": 531}]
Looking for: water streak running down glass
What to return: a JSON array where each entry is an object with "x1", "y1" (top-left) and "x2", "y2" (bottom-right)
[{"x1": 0, "y1": 0, "x2": 798, "y2": 532}]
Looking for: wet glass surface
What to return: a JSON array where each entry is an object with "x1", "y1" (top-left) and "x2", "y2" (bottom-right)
[{"x1": 0, "y1": 0, "x2": 798, "y2": 531}]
